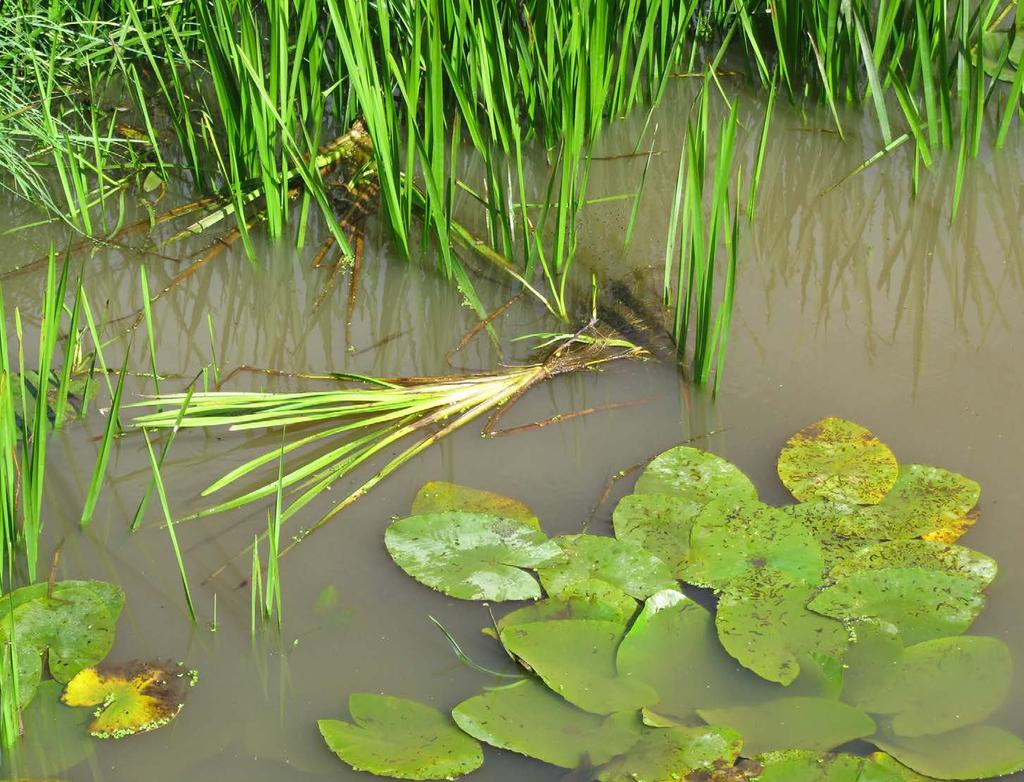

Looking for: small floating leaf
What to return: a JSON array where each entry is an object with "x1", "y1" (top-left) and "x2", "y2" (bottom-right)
[
  {"x1": 500, "y1": 620, "x2": 656, "y2": 714},
  {"x1": 612, "y1": 493, "x2": 701, "y2": 576},
  {"x1": 827, "y1": 540, "x2": 996, "y2": 587},
  {"x1": 384, "y1": 512, "x2": 564, "y2": 601},
  {"x1": 873, "y1": 726, "x2": 1024, "y2": 780},
  {"x1": 318, "y1": 694, "x2": 483, "y2": 780},
  {"x1": 682, "y1": 499, "x2": 823, "y2": 591},
  {"x1": 808, "y1": 567, "x2": 985, "y2": 644},
  {"x1": 61, "y1": 661, "x2": 191, "y2": 738},
  {"x1": 777, "y1": 418, "x2": 898, "y2": 505},
  {"x1": 411, "y1": 481, "x2": 540, "y2": 530},
  {"x1": 451, "y1": 679, "x2": 640, "y2": 769},
  {"x1": 634, "y1": 446, "x2": 758, "y2": 504},
  {"x1": 596, "y1": 725, "x2": 743, "y2": 782},
  {"x1": 842, "y1": 635, "x2": 1012, "y2": 738},
  {"x1": 696, "y1": 697, "x2": 876, "y2": 756},
  {"x1": 537, "y1": 534, "x2": 677, "y2": 600},
  {"x1": 853, "y1": 466, "x2": 980, "y2": 539},
  {"x1": 715, "y1": 568, "x2": 849, "y2": 686}
]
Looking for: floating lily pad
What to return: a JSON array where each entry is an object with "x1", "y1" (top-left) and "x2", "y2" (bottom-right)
[
  {"x1": 612, "y1": 493, "x2": 702, "y2": 576},
  {"x1": 596, "y1": 725, "x2": 743, "y2": 782},
  {"x1": 384, "y1": 511, "x2": 564, "y2": 601},
  {"x1": 319, "y1": 694, "x2": 483, "y2": 780},
  {"x1": 451, "y1": 679, "x2": 640, "y2": 769},
  {"x1": 500, "y1": 620, "x2": 656, "y2": 714},
  {"x1": 634, "y1": 446, "x2": 758, "y2": 504},
  {"x1": 842, "y1": 635, "x2": 1012, "y2": 738},
  {"x1": 922, "y1": 511, "x2": 978, "y2": 545},
  {"x1": 0, "y1": 581, "x2": 124, "y2": 708},
  {"x1": 61, "y1": 661, "x2": 191, "y2": 738},
  {"x1": 873, "y1": 726, "x2": 1024, "y2": 780},
  {"x1": 556, "y1": 579, "x2": 638, "y2": 621},
  {"x1": 853, "y1": 466, "x2": 980, "y2": 539},
  {"x1": 751, "y1": 749, "x2": 923, "y2": 781},
  {"x1": 410, "y1": 481, "x2": 540, "y2": 530},
  {"x1": 697, "y1": 697, "x2": 876, "y2": 756},
  {"x1": 715, "y1": 568, "x2": 849, "y2": 685},
  {"x1": 867, "y1": 751, "x2": 937, "y2": 781},
  {"x1": 808, "y1": 567, "x2": 985, "y2": 644},
  {"x1": 779, "y1": 503, "x2": 882, "y2": 569},
  {"x1": 492, "y1": 594, "x2": 628, "y2": 635},
  {"x1": 4, "y1": 679, "x2": 94, "y2": 776},
  {"x1": 827, "y1": 540, "x2": 996, "y2": 588},
  {"x1": 536, "y1": 535, "x2": 676, "y2": 600},
  {"x1": 682, "y1": 499, "x2": 824, "y2": 591},
  {"x1": 777, "y1": 418, "x2": 898, "y2": 505}
]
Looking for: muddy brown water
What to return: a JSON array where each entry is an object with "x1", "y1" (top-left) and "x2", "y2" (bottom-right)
[{"x1": 0, "y1": 77, "x2": 1022, "y2": 780}]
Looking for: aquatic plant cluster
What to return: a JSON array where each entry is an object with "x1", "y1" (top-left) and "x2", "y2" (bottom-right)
[{"x1": 319, "y1": 417, "x2": 1019, "y2": 781}]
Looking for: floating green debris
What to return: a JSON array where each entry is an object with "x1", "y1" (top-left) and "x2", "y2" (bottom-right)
[
  {"x1": 715, "y1": 568, "x2": 849, "y2": 685},
  {"x1": 61, "y1": 661, "x2": 191, "y2": 739},
  {"x1": 0, "y1": 580, "x2": 124, "y2": 708},
  {"x1": 384, "y1": 511, "x2": 564, "y2": 601},
  {"x1": 536, "y1": 534, "x2": 676, "y2": 600},
  {"x1": 596, "y1": 725, "x2": 743, "y2": 782},
  {"x1": 500, "y1": 619, "x2": 656, "y2": 714},
  {"x1": 319, "y1": 694, "x2": 483, "y2": 780},
  {"x1": 852, "y1": 466, "x2": 980, "y2": 539},
  {"x1": 808, "y1": 567, "x2": 985, "y2": 644},
  {"x1": 777, "y1": 418, "x2": 898, "y2": 505},
  {"x1": 827, "y1": 540, "x2": 996, "y2": 587},
  {"x1": 410, "y1": 481, "x2": 540, "y2": 530},
  {"x1": 451, "y1": 679, "x2": 640, "y2": 769},
  {"x1": 696, "y1": 698, "x2": 876, "y2": 756},
  {"x1": 873, "y1": 726, "x2": 1024, "y2": 780},
  {"x1": 634, "y1": 446, "x2": 757, "y2": 504},
  {"x1": 682, "y1": 499, "x2": 824, "y2": 590},
  {"x1": 612, "y1": 493, "x2": 700, "y2": 576}
]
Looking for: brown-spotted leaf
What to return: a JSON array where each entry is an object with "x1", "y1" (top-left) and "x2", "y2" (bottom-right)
[{"x1": 410, "y1": 481, "x2": 540, "y2": 530}]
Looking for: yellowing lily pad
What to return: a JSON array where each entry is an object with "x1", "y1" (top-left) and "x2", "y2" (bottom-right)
[
  {"x1": 827, "y1": 540, "x2": 996, "y2": 587},
  {"x1": 696, "y1": 697, "x2": 875, "y2": 756},
  {"x1": 634, "y1": 446, "x2": 758, "y2": 504},
  {"x1": 873, "y1": 726, "x2": 1024, "y2": 780},
  {"x1": 384, "y1": 511, "x2": 564, "y2": 601},
  {"x1": 807, "y1": 567, "x2": 985, "y2": 644},
  {"x1": 451, "y1": 679, "x2": 640, "y2": 769},
  {"x1": 318, "y1": 694, "x2": 483, "y2": 780},
  {"x1": 922, "y1": 511, "x2": 978, "y2": 545},
  {"x1": 682, "y1": 499, "x2": 824, "y2": 590},
  {"x1": 715, "y1": 568, "x2": 849, "y2": 685},
  {"x1": 777, "y1": 418, "x2": 898, "y2": 505},
  {"x1": 853, "y1": 466, "x2": 980, "y2": 539},
  {"x1": 537, "y1": 534, "x2": 677, "y2": 600},
  {"x1": 500, "y1": 619, "x2": 656, "y2": 714},
  {"x1": 596, "y1": 725, "x2": 743, "y2": 781},
  {"x1": 410, "y1": 481, "x2": 540, "y2": 530},
  {"x1": 612, "y1": 493, "x2": 702, "y2": 576},
  {"x1": 61, "y1": 661, "x2": 192, "y2": 739}
]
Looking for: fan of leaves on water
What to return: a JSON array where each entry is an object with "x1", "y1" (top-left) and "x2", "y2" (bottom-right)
[{"x1": 319, "y1": 417, "x2": 1022, "y2": 782}]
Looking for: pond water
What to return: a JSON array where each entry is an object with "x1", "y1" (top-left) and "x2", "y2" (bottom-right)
[{"x1": 1, "y1": 77, "x2": 1023, "y2": 780}]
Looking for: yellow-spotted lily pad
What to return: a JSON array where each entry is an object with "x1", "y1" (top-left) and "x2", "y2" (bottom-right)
[
  {"x1": 61, "y1": 661, "x2": 193, "y2": 738},
  {"x1": 777, "y1": 418, "x2": 898, "y2": 505},
  {"x1": 853, "y1": 466, "x2": 980, "y2": 539},
  {"x1": 410, "y1": 481, "x2": 541, "y2": 529}
]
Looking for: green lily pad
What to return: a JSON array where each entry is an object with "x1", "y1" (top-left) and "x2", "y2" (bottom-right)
[
  {"x1": 612, "y1": 493, "x2": 702, "y2": 576},
  {"x1": 777, "y1": 418, "x2": 898, "y2": 505},
  {"x1": 980, "y1": 29, "x2": 1024, "y2": 81},
  {"x1": 751, "y1": 750, "x2": 923, "y2": 781},
  {"x1": 616, "y1": 590, "x2": 786, "y2": 718},
  {"x1": 682, "y1": 499, "x2": 824, "y2": 591},
  {"x1": 873, "y1": 726, "x2": 1024, "y2": 780},
  {"x1": 779, "y1": 503, "x2": 882, "y2": 569},
  {"x1": 556, "y1": 579, "x2": 638, "y2": 621},
  {"x1": 852, "y1": 466, "x2": 980, "y2": 539},
  {"x1": 451, "y1": 679, "x2": 640, "y2": 769},
  {"x1": 537, "y1": 534, "x2": 677, "y2": 600},
  {"x1": 492, "y1": 594, "x2": 628, "y2": 635},
  {"x1": 807, "y1": 567, "x2": 985, "y2": 644},
  {"x1": 500, "y1": 619, "x2": 656, "y2": 714},
  {"x1": 827, "y1": 540, "x2": 996, "y2": 588},
  {"x1": 842, "y1": 635, "x2": 1012, "y2": 738},
  {"x1": 715, "y1": 568, "x2": 850, "y2": 685},
  {"x1": 0, "y1": 581, "x2": 123, "y2": 708},
  {"x1": 841, "y1": 622, "x2": 904, "y2": 708},
  {"x1": 318, "y1": 694, "x2": 483, "y2": 780},
  {"x1": 696, "y1": 697, "x2": 876, "y2": 756},
  {"x1": 596, "y1": 725, "x2": 743, "y2": 781},
  {"x1": 634, "y1": 445, "x2": 758, "y2": 504},
  {"x1": 1, "y1": 679, "x2": 95, "y2": 777},
  {"x1": 384, "y1": 511, "x2": 564, "y2": 601},
  {"x1": 410, "y1": 481, "x2": 540, "y2": 530}
]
